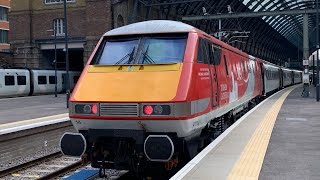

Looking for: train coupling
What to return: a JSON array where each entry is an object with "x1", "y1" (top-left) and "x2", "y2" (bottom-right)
[{"x1": 60, "y1": 132, "x2": 87, "y2": 157}]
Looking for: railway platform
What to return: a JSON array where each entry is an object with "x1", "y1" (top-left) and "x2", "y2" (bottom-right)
[
  {"x1": 0, "y1": 94, "x2": 73, "y2": 172},
  {"x1": 0, "y1": 94, "x2": 68, "y2": 133},
  {"x1": 171, "y1": 85, "x2": 320, "y2": 180}
]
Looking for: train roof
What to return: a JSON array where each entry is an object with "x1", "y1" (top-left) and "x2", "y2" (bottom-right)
[{"x1": 104, "y1": 20, "x2": 198, "y2": 36}]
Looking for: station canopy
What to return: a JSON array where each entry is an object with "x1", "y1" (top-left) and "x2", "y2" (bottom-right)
[{"x1": 139, "y1": 0, "x2": 319, "y2": 66}]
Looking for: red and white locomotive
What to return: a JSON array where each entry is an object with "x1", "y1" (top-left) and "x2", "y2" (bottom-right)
[{"x1": 60, "y1": 20, "x2": 301, "y2": 177}]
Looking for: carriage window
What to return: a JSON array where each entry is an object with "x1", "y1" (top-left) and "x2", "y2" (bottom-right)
[
  {"x1": 17, "y1": 76, "x2": 26, "y2": 85},
  {"x1": 5, "y1": 76, "x2": 14, "y2": 86},
  {"x1": 242, "y1": 61, "x2": 246, "y2": 75},
  {"x1": 38, "y1": 76, "x2": 47, "y2": 84},
  {"x1": 224, "y1": 55, "x2": 229, "y2": 75},
  {"x1": 49, "y1": 76, "x2": 56, "y2": 84}
]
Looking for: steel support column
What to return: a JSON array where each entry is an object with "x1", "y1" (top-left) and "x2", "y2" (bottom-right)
[
  {"x1": 316, "y1": 0, "x2": 320, "y2": 101},
  {"x1": 302, "y1": 13, "x2": 309, "y2": 97}
]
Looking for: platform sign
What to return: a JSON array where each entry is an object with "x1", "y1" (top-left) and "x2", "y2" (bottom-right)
[{"x1": 303, "y1": 74, "x2": 310, "y2": 83}]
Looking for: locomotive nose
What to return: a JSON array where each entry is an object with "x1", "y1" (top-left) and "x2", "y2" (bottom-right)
[{"x1": 60, "y1": 132, "x2": 87, "y2": 157}]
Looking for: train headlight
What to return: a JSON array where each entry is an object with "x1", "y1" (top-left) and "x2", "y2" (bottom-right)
[
  {"x1": 74, "y1": 104, "x2": 99, "y2": 115},
  {"x1": 142, "y1": 105, "x2": 171, "y2": 116},
  {"x1": 83, "y1": 105, "x2": 91, "y2": 114},
  {"x1": 153, "y1": 105, "x2": 163, "y2": 114}
]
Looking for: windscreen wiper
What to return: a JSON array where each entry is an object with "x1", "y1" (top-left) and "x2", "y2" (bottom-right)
[
  {"x1": 141, "y1": 45, "x2": 156, "y2": 64},
  {"x1": 115, "y1": 47, "x2": 136, "y2": 65}
]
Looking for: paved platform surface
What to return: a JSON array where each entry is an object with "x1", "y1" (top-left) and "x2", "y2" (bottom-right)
[
  {"x1": 260, "y1": 86, "x2": 320, "y2": 179},
  {"x1": 0, "y1": 94, "x2": 68, "y2": 125},
  {"x1": 171, "y1": 85, "x2": 320, "y2": 180}
]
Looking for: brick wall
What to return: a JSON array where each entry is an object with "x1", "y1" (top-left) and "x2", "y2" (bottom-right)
[{"x1": 9, "y1": 0, "x2": 113, "y2": 68}]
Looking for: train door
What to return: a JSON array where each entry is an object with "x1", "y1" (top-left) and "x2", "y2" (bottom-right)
[
  {"x1": 260, "y1": 63, "x2": 266, "y2": 95},
  {"x1": 279, "y1": 69, "x2": 283, "y2": 89},
  {"x1": 205, "y1": 40, "x2": 220, "y2": 107},
  {"x1": 199, "y1": 38, "x2": 218, "y2": 107}
]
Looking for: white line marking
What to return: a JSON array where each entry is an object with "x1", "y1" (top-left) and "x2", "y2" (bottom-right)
[
  {"x1": 0, "y1": 117, "x2": 70, "y2": 135},
  {"x1": 286, "y1": 117, "x2": 307, "y2": 121},
  {"x1": 170, "y1": 88, "x2": 290, "y2": 180}
]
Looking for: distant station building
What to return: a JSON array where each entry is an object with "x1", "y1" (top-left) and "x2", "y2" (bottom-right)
[
  {"x1": 0, "y1": 0, "x2": 9, "y2": 51},
  {"x1": 8, "y1": 0, "x2": 170, "y2": 70},
  {"x1": 9, "y1": 0, "x2": 112, "y2": 70}
]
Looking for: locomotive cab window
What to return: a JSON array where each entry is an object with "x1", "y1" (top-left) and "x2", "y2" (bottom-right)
[
  {"x1": 17, "y1": 76, "x2": 26, "y2": 85},
  {"x1": 91, "y1": 34, "x2": 187, "y2": 65},
  {"x1": 5, "y1": 76, "x2": 14, "y2": 86}
]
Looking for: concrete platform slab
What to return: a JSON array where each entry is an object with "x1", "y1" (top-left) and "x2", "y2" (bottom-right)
[{"x1": 0, "y1": 94, "x2": 68, "y2": 125}]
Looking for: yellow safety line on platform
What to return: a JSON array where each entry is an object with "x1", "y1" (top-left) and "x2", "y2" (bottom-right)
[
  {"x1": 227, "y1": 87, "x2": 295, "y2": 180},
  {"x1": 0, "y1": 113, "x2": 68, "y2": 128}
]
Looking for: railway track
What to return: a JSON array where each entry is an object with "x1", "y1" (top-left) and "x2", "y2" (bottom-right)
[{"x1": 0, "y1": 152, "x2": 83, "y2": 180}]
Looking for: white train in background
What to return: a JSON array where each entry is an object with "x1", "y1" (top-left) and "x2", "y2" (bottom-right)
[
  {"x1": 263, "y1": 61, "x2": 302, "y2": 95},
  {"x1": 0, "y1": 68, "x2": 80, "y2": 97}
]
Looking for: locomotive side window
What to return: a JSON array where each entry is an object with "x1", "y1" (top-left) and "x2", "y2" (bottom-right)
[
  {"x1": 242, "y1": 61, "x2": 246, "y2": 75},
  {"x1": 197, "y1": 39, "x2": 206, "y2": 64},
  {"x1": 197, "y1": 38, "x2": 221, "y2": 65},
  {"x1": 38, "y1": 76, "x2": 47, "y2": 85},
  {"x1": 210, "y1": 44, "x2": 221, "y2": 65},
  {"x1": 5, "y1": 76, "x2": 14, "y2": 86},
  {"x1": 224, "y1": 55, "x2": 229, "y2": 75},
  {"x1": 49, "y1": 76, "x2": 56, "y2": 84},
  {"x1": 17, "y1": 76, "x2": 26, "y2": 85}
]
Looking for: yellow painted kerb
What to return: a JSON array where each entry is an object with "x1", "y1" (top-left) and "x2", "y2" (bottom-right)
[{"x1": 227, "y1": 87, "x2": 295, "y2": 180}]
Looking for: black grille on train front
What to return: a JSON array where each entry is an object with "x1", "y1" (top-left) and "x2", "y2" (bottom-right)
[{"x1": 100, "y1": 103, "x2": 139, "y2": 116}]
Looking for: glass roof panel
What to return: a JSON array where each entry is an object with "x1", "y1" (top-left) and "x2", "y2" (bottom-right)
[
  {"x1": 254, "y1": 5, "x2": 263, "y2": 11},
  {"x1": 239, "y1": 0, "x2": 313, "y2": 49},
  {"x1": 265, "y1": 3, "x2": 274, "y2": 9},
  {"x1": 249, "y1": 1, "x2": 258, "y2": 9},
  {"x1": 242, "y1": 0, "x2": 251, "y2": 6}
]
